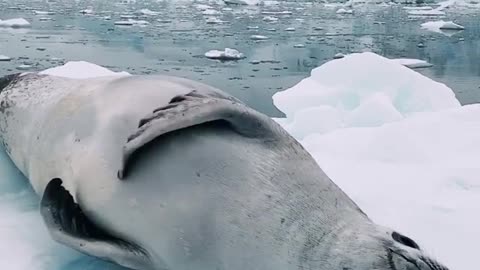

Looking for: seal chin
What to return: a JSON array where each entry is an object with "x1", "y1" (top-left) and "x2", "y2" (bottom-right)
[{"x1": 387, "y1": 247, "x2": 449, "y2": 270}]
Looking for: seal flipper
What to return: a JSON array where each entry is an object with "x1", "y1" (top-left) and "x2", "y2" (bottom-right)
[
  {"x1": 118, "y1": 91, "x2": 288, "y2": 179},
  {"x1": 40, "y1": 178, "x2": 152, "y2": 269}
]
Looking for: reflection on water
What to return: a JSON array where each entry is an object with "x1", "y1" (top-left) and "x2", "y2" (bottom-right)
[{"x1": 0, "y1": 0, "x2": 479, "y2": 117}]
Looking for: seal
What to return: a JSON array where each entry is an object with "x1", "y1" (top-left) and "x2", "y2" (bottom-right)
[{"x1": 0, "y1": 73, "x2": 449, "y2": 270}]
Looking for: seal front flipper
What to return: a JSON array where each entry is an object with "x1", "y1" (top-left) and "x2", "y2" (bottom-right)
[
  {"x1": 118, "y1": 91, "x2": 289, "y2": 179},
  {"x1": 40, "y1": 178, "x2": 152, "y2": 269}
]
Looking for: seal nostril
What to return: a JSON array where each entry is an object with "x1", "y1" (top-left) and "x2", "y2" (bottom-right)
[{"x1": 392, "y1": 231, "x2": 420, "y2": 250}]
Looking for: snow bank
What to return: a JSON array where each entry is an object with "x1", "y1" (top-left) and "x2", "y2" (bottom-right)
[
  {"x1": 205, "y1": 48, "x2": 245, "y2": 60},
  {"x1": 273, "y1": 52, "x2": 459, "y2": 138},
  {"x1": 391, "y1": 58, "x2": 433, "y2": 69},
  {"x1": 39, "y1": 61, "x2": 130, "y2": 78},
  {"x1": 0, "y1": 18, "x2": 31, "y2": 28},
  {"x1": 273, "y1": 52, "x2": 478, "y2": 270},
  {"x1": 421, "y1": 20, "x2": 464, "y2": 34}
]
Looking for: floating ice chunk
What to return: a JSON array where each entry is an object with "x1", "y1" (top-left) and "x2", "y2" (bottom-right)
[
  {"x1": 38, "y1": 17, "x2": 52, "y2": 21},
  {"x1": 336, "y1": 8, "x2": 353, "y2": 14},
  {"x1": 195, "y1": 4, "x2": 213, "y2": 11},
  {"x1": 224, "y1": 0, "x2": 261, "y2": 5},
  {"x1": 438, "y1": 21, "x2": 465, "y2": 30},
  {"x1": 273, "y1": 52, "x2": 460, "y2": 138},
  {"x1": 206, "y1": 17, "x2": 225, "y2": 24},
  {"x1": 262, "y1": 0, "x2": 280, "y2": 5},
  {"x1": 0, "y1": 55, "x2": 12, "y2": 61},
  {"x1": 40, "y1": 61, "x2": 130, "y2": 78},
  {"x1": 407, "y1": 9, "x2": 445, "y2": 16},
  {"x1": 421, "y1": 20, "x2": 464, "y2": 35},
  {"x1": 261, "y1": 10, "x2": 292, "y2": 15},
  {"x1": 0, "y1": 18, "x2": 31, "y2": 28},
  {"x1": 16, "y1": 64, "x2": 33, "y2": 70},
  {"x1": 391, "y1": 58, "x2": 433, "y2": 69},
  {"x1": 263, "y1": 16, "x2": 278, "y2": 22},
  {"x1": 79, "y1": 8, "x2": 94, "y2": 15},
  {"x1": 137, "y1": 8, "x2": 160, "y2": 16},
  {"x1": 33, "y1": 10, "x2": 55, "y2": 15},
  {"x1": 285, "y1": 27, "x2": 295, "y2": 31},
  {"x1": 204, "y1": 48, "x2": 245, "y2": 60},
  {"x1": 403, "y1": 6, "x2": 434, "y2": 10},
  {"x1": 250, "y1": 35, "x2": 269, "y2": 40},
  {"x1": 293, "y1": 44, "x2": 305, "y2": 48},
  {"x1": 114, "y1": 19, "x2": 149, "y2": 26},
  {"x1": 333, "y1": 53, "x2": 345, "y2": 59},
  {"x1": 120, "y1": 14, "x2": 136, "y2": 19},
  {"x1": 203, "y1": 9, "x2": 221, "y2": 15}
]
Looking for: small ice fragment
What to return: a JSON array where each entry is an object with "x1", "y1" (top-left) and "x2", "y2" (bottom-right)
[
  {"x1": 285, "y1": 27, "x2": 295, "y2": 31},
  {"x1": 0, "y1": 55, "x2": 12, "y2": 61},
  {"x1": 333, "y1": 53, "x2": 345, "y2": 59},
  {"x1": 336, "y1": 8, "x2": 353, "y2": 14},
  {"x1": 391, "y1": 58, "x2": 433, "y2": 69},
  {"x1": 0, "y1": 18, "x2": 31, "y2": 28},
  {"x1": 205, "y1": 48, "x2": 245, "y2": 60},
  {"x1": 250, "y1": 35, "x2": 269, "y2": 40},
  {"x1": 293, "y1": 44, "x2": 305, "y2": 48},
  {"x1": 16, "y1": 64, "x2": 33, "y2": 70}
]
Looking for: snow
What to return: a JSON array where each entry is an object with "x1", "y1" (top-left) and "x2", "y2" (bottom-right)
[
  {"x1": 0, "y1": 55, "x2": 478, "y2": 270},
  {"x1": 204, "y1": 48, "x2": 245, "y2": 60},
  {"x1": 0, "y1": 55, "x2": 12, "y2": 61},
  {"x1": 0, "y1": 18, "x2": 31, "y2": 28},
  {"x1": 273, "y1": 52, "x2": 478, "y2": 270},
  {"x1": 391, "y1": 58, "x2": 433, "y2": 69},
  {"x1": 421, "y1": 20, "x2": 465, "y2": 35},
  {"x1": 39, "y1": 61, "x2": 130, "y2": 78}
]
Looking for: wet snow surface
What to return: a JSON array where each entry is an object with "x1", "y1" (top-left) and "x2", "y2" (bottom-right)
[{"x1": 1, "y1": 0, "x2": 480, "y2": 270}]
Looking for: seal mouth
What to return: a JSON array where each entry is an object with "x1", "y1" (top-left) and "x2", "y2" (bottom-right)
[{"x1": 387, "y1": 248, "x2": 449, "y2": 270}]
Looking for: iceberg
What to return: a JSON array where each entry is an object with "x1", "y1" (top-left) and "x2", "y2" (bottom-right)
[
  {"x1": 273, "y1": 52, "x2": 478, "y2": 270},
  {"x1": 273, "y1": 52, "x2": 460, "y2": 138}
]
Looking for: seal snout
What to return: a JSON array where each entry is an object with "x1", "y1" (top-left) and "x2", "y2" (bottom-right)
[{"x1": 386, "y1": 231, "x2": 449, "y2": 270}]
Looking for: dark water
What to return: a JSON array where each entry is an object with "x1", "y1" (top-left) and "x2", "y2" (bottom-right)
[{"x1": 1, "y1": 0, "x2": 479, "y2": 117}]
